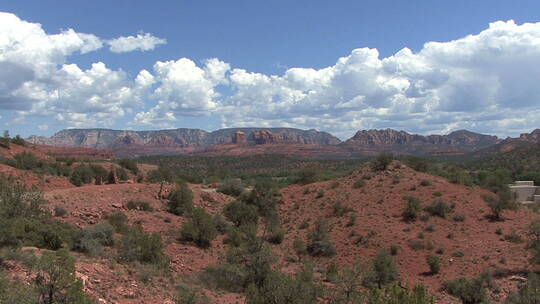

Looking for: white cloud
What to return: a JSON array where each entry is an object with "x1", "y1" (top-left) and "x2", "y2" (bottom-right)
[
  {"x1": 4, "y1": 11, "x2": 540, "y2": 138},
  {"x1": 107, "y1": 32, "x2": 166, "y2": 53},
  {"x1": 131, "y1": 58, "x2": 230, "y2": 127},
  {"x1": 0, "y1": 12, "x2": 148, "y2": 128}
]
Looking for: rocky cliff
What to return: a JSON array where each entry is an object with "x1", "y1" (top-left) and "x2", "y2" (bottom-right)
[
  {"x1": 341, "y1": 129, "x2": 500, "y2": 155},
  {"x1": 28, "y1": 128, "x2": 342, "y2": 157}
]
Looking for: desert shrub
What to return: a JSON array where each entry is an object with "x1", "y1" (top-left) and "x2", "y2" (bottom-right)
[
  {"x1": 117, "y1": 227, "x2": 168, "y2": 267},
  {"x1": 402, "y1": 196, "x2": 422, "y2": 222},
  {"x1": 118, "y1": 158, "x2": 139, "y2": 174},
  {"x1": 307, "y1": 218, "x2": 336, "y2": 257},
  {"x1": 0, "y1": 271, "x2": 38, "y2": 303},
  {"x1": 364, "y1": 249, "x2": 400, "y2": 288},
  {"x1": 54, "y1": 206, "x2": 67, "y2": 217},
  {"x1": 389, "y1": 245, "x2": 399, "y2": 256},
  {"x1": 346, "y1": 214, "x2": 357, "y2": 227},
  {"x1": 115, "y1": 167, "x2": 129, "y2": 181},
  {"x1": 329, "y1": 181, "x2": 340, "y2": 189},
  {"x1": 352, "y1": 179, "x2": 365, "y2": 189},
  {"x1": 11, "y1": 135, "x2": 26, "y2": 146},
  {"x1": 147, "y1": 166, "x2": 175, "y2": 183},
  {"x1": 217, "y1": 179, "x2": 245, "y2": 197},
  {"x1": 126, "y1": 199, "x2": 154, "y2": 211},
  {"x1": 453, "y1": 214, "x2": 466, "y2": 222},
  {"x1": 316, "y1": 188, "x2": 325, "y2": 198},
  {"x1": 34, "y1": 249, "x2": 94, "y2": 304},
  {"x1": 175, "y1": 283, "x2": 210, "y2": 304},
  {"x1": 180, "y1": 207, "x2": 218, "y2": 248},
  {"x1": 371, "y1": 152, "x2": 393, "y2": 171},
  {"x1": 296, "y1": 167, "x2": 319, "y2": 185},
  {"x1": 266, "y1": 222, "x2": 285, "y2": 244},
  {"x1": 483, "y1": 193, "x2": 515, "y2": 221},
  {"x1": 452, "y1": 251, "x2": 465, "y2": 258},
  {"x1": 212, "y1": 214, "x2": 230, "y2": 234},
  {"x1": 12, "y1": 152, "x2": 44, "y2": 170},
  {"x1": 70, "y1": 164, "x2": 94, "y2": 186},
  {"x1": 168, "y1": 182, "x2": 194, "y2": 216},
  {"x1": 326, "y1": 262, "x2": 339, "y2": 282},
  {"x1": 443, "y1": 277, "x2": 488, "y2": 304},
  {"x1": 293, "y1": 236, "x2": 307, "y2": 257},
  {"x1": 506, "y1": 272, "x2": 540, "y2": 304},
  {"x1": 426, "y1": 255, "x2": 440, "y2": 275},
  {"x1": 106, "y1": 211, "x2": 129, "y2": 233},
  {"x1": 0, "y1": 131, "x2": 10, "y2": 149},
  {"x1": 408, "y1": 239, "x2": 427, "y2": 251},
  {"x1": 363, "y1": 284, "x2": 434, "y2": 304},
  {"x1": 419, "y1": 179, "x2": 432, "y2": 186},
  {"x1": 199, "y1": 263, "x2": 247, "y2": 293},
  {"x1": 503, "y1": 231, "x2": 523, "y2": 243},
  {"x1": 424, "y1": 199, "x2": 452, "y2": 218},
  {"x1": 404, "y1": 156, "x2": 430, "y2": 172},
  {"x1": 223, "y1": 200, "x2": 259, "y2": 227},
  {"x1": 239, "y1": 178, "x2": 281, "y2": 219},
  {"x1": 333, "y1": 201, "x2": 353, "y2": 217},
  {"x1": 73, "y1": 222, "x2": 115, "y2": 256}
]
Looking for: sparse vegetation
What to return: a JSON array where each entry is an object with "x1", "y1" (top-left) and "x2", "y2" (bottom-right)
[
  {"x1": 307, "y1": 218, "x2": 336, "y2": 257},
  {"x1": 180, "y1": 207, "x2": 218, "y2": 248}
]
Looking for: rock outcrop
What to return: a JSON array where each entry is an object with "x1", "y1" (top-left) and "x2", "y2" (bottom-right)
[
  {"x1": 341, "y1": 129, "x2": 500, "y2": 155},
  {"x1": 29, "y1": 127, "x2": 342, "y2": 157}
]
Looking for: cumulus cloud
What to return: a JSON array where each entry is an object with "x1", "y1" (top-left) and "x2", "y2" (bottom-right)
[
  {"x1": 211, "y1": 19, "x2": 540, "y2": 138},
  {"x1": 4, "y1": 11, "x2": 540, "y2": 138},
  {"x1": 0, "y1": 12, "x2": 149, "y2": 127},
  {"x1": 132, "y1": 58, "x2": 230, "y2": 127},
  {"x1": 107, "y1": 32, "x2": 166, "y2": 53}
]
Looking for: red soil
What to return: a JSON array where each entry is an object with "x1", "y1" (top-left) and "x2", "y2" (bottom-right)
[{"x1": 276, "y1": 163, "x2": 539, "y2": 303}]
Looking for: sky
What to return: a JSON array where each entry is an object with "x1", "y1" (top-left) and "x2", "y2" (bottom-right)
[{"x1": 1, "y1": 1, "x2": 540, "y2": 139}]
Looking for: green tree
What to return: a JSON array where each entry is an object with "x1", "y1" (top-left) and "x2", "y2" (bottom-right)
[
  {"x1": 180, "y1": 207, "x2": 218, "y2": 248},
  {"x1": 34, "y1": 249, "x2": 94, "y2": 304},
  {"x1": 371, "y1": 153, "x2": 393, "y2": 171},
  {"x1": 366, "y1": 250, "x2": 400, "y2": 288},
  {"x1": 307, "y1": 218, "x2": 336, "y2": 257},
  {"x1": 168, "y1": 182, "x2": 194, "y2": 216}
]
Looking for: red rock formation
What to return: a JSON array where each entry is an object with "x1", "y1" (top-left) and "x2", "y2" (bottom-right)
[
  {"x1": 231, "y1": 131, "x2": 247, "y2": 145},
  {"x1": 251, "y1": 130, "x2": 282, "y2": 145}
]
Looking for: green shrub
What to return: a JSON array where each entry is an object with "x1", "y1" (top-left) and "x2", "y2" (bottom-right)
[
  {"x1": 333, "y1": 201, "x2": 353, "y2": 217},
  {"x1": 424, "y1": 199, "x2": 452, "y2": 218},
  {"x1": 290, "y1": 237, "x2": 306, "y2": 258},
  {"x1": 371, "y1": 152, "x2": 393, "y2": 171},
  {"x1": 126, "y1": 200, "x2": 154, "y2": 211},
  {"x1": 402, "y1": 196, "x2": 422, "y2": 222},
  {"x1": 443, "y1": 277, "x2": 488, "y2": 304},
  {"x1": 352, "y1": 179, "x2": 365, "y2": 189},
  {"x1": 419, "y1": 179, "x2": 432, "y2": 186},
  {"x1": 389, "y1": 245, "x2": 399, "y2": 256},
  {"x1": 74, "y1": 222, "x2": 115, "y2": 256},
  {"x1": 212, "y1": 214, "x2": 230, "y2": 234},
  {"x1": 118, "y1": 158, "x2": 139, "y2": 174},
  {"x1": 168, "y1": 182, "x2": 194, "y2": 216},
  {"x1": 426, "y1": 255, "x2": 440, "y2": 275},
  {"x1": 223, "y1": 200, "x2": 258, "y2": 227},
  {"x1": 180, "y1": 208, "x2": 218, "y2": 248},
  {"x1": 217, "y1": 179, "x2": 245, "y2": 197},
  {"x1": 106, "y1": 211, "x2": 129, "y2": 233},
  {"x1": 307, "y1": 219, "x2": 336, "y2": 257},
  {"x1": 452, "y1": 251, "x2": 465, "y2": 258},
  {"x1": 54, "y1": 206, "x2": 67, "y2": 217},
  {"x1": 175, "y1": 284, "x2": 210, "y2": 304},
  {"x1": 365, "y1": 250, "x2": 400, "y2": 288},
  {"x1": 11, "y1": 135, "x2": 26, "y2": 146},
  {"x1": 117, "y1": 227, "x2": 168, "y2": 267},
  {"x1": 506, "y1": 273, "x2": 540, "y2": 304},
  {"x1": 34, "y1": 249, "x2": 94, "y2": 304}
]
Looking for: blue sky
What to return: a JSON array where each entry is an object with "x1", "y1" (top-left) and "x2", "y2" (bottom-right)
[{"x1": 1, "y1": 1, "x2": 540, "y2": 139}]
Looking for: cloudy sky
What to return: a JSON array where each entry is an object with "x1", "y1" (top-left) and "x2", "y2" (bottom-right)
[{"x1": 1, "y1": 0, "x2": 540, "y2": 139}]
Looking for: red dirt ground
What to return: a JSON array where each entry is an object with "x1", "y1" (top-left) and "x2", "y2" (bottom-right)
[
  {"x1": 3, "y1": 148, "x2": 539, "y2": 303},
  {"x1": 276, "y1": 163, "x2": 540, "y2": 303}
]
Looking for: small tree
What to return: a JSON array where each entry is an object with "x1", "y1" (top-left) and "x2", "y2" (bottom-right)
[
  {"x1": 168, "y1": 182, "x2": 194, "y2": 216},
  {"x1": 443, "y1": 277, "x2": 487, "y2": 304},
  {"x1": 180, "y1": 207, "x2": 218, "y2": 248},
  {"x1": 366, "y1": 250, "x2": 400, "y2": 288},
  {"x1": 34, "y1": 249, "x2": 94, "y2": 304},
  {"x1": 371, "y1": 152, "x2": 393, "y2": 171},
  {"x1": 483, "y1": 194, "x2": 513, "y2": 221},
  {"x1": 426, "y1": 255, "x2": 440, "y2": 275},
  {"x1": 424, "y1": 199, "x2": 452, "y2": 218},
  {"x1": 402, "y1": 196, "x2": 422, "y2": 222},
  {"x1": 307, "y1": 218, "x2": 336, "y2": 257}
]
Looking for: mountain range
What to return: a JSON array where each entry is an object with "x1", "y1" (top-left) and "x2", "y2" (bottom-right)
[{"x1": 27, "y1": 127, "x2": 540, "y2": 158}]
